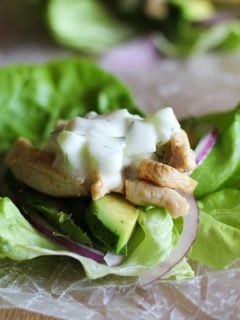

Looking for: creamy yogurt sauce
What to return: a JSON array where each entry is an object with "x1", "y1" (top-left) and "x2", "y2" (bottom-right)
[{"x1": 47, "y1": 108, "x2": 180, "y2": 193}]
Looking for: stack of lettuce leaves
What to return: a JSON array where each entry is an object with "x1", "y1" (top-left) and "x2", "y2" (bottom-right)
[{"x1": 0, "y1": 58, "x2": 240, "y2": 283}]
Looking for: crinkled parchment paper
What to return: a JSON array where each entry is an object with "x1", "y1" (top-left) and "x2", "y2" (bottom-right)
[{"x1": 1, "y1": 55, "x2": 240, "y2": 320}]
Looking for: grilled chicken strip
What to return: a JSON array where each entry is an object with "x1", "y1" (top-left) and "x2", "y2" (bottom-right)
[
  {"x1": 125, "y1": 179, "x2": 189, "y2": 218},
  {"x1": 6, "y1": 137, "x2": 87, "y2": 197},
  {"x1": 138, "y1": 159, "x2": 197, "y2": 194},
  {"x1": 168, "y1": 129, "x2": 197, "y2": 172},
  {"x1": 91, "y1": 176, "x2": 108, "y2": 200}
]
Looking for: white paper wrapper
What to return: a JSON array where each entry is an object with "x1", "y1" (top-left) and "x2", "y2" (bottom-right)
[
  {"x1": 1, "y1": 54, "x2": 240, "y2": 319},
  {"x1": 1, "y1": 257, "x2": 240, "y2": 319}
]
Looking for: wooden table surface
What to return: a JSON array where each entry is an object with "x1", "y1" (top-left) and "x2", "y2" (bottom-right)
[{"x1": 0, "y1": 309, "x2": 58, "y2": 320}]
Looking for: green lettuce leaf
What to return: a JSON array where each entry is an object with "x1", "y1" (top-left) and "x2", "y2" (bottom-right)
[
  {"x1": 126, "y1": 207, "x2": 193, "y2": 279},
  {"x1": 190, "y1": 210, "x2": 240, "y2": 268},
  {"x1": 120, "y1": 207, "x2": 176, "y2": 271},
  {"x1": 190, "y1": 189, "x2": 240, "y2": 268},
  {"x1": 181, "y1": 105, "x2": 240, "y2": 147},
  {"x1": 193, "y1": 104, "x2": 240, "y2": 132},
  {"x1": 0, "y1": 197, "x2": 61, "y2": 260},
  {"x1": 0, "y1": 58, "x2": 139, "y2": 153},
  {"x1": 192, "y1": 106, "x2": 240, "y2": 198},
  {"x1": 181, "y1": 106, "x2": 240, "y2": 269},
  {"x1": 46, "y1": 0, "x2": 133, "y2": 54},
  {"x1": 0, "y1": 197, "x2": 193, "y2": 280},
  {"x1": 199, "y1": 188, "x2": 240, "y2": 229}
]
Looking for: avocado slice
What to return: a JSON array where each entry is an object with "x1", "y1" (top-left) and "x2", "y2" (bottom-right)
[{"x1": 85, "y1": 194, "x2": 139, "y2": 254}]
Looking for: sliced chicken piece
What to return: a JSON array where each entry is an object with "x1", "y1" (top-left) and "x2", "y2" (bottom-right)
[
  {"x1": 91, "y1": 176, "x2": 108, "y2": 200},
  {"x1": 138, "y1": 159, "x2": 197, "y2": 194},
  {"x1": 6, "y1": 137, "x2": 87, "y2": 197},
  {"x1": 125, "y1": 179, "x2": 189, "y2": 218},
  {"x1": 168, "y1": 129, "x2": 197, "y2": 172},
  {"x1": 91, "y1": 174, "x2": 125, "y2": 200}
]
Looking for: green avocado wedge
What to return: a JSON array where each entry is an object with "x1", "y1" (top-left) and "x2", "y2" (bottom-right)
[{"x1": 85, "y1": 194, "x2": 139, "y2": 254}]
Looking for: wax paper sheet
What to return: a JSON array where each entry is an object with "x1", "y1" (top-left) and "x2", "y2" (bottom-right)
[{"x1": 1, "y1": 55, "x2": 240, "y2": 319}]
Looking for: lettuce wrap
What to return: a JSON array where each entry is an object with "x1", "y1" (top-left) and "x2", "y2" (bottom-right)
[
  {"x1": 0, "y1": 59, "x2": 194, "y2": 282},
  {"x1": 0, "y1": 58, "x2": 240, "y2": 283}
]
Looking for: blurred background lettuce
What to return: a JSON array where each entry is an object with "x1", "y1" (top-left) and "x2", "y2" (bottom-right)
[
  {"x1": 0, "y1": 0, "x2": 240, "y2": 60},
  {"x1": 46, "y1": 0, "x2": 240, "y2": 57}
]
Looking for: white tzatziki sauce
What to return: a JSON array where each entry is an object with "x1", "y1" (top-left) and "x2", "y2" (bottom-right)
[{"x1": 47, "y1": 108, "x2": 180, "y2": 193}]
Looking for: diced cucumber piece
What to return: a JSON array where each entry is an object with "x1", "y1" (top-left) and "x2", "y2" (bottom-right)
[{"x1": 146, "y1": 107, "x2": 180, "y2": 145}]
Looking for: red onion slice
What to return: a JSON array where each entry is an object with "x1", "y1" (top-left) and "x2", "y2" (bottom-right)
[
  {"x1": 195, "y1": 128, "x2": 218, "y2": 166},
  {"x1": 23, "y1": 206, "x2": 105, "y2": 263},
  {"x1": 138, "y1": 194, "x2": 199, "y2": 286}
]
